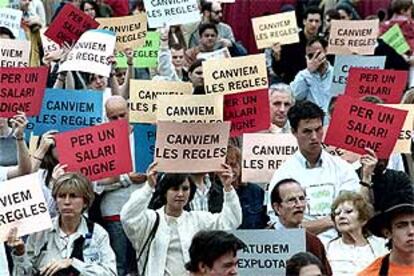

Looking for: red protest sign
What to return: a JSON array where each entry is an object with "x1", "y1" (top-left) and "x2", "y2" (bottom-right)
[
  {"x1": 0, "y1": 67, "x2": 48, "y2": 118},
  {"x1": 44, "y1": 4, "x2": 99, "y2": 45},
  {"x1": 55, "y1": 120, "x2": 132, "y2": 181},
  {"x1": 224, "y1": 89, "x2": 270, "y2": 137},
  {"x1": 324, "y1": 95, "x2": 407, "y2": 159},
  {"x1": 344, "y1": 68, "x2": 408, "y2": 103}
]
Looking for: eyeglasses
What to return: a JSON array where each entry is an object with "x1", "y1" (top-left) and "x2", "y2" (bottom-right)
[{"x1": 282, "y1": 195, "x2": 307, "y2": 206}]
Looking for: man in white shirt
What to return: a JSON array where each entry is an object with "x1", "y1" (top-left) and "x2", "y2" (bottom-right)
[{"x1": 267, "y1": 101, "x2": 360, "y2": 243}]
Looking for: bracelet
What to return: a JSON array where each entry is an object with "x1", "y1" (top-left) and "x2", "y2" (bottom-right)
[
  {"x1": 359, "y1": 180, "x2": 372, "y2": 188},
  {"x1": 14, "y1": 136, "x2": 24, "y2": 140}
]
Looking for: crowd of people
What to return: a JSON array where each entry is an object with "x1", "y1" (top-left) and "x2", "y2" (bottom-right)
[{"x1": 0, "y1": 0, "x2": 413, "y2": 275}]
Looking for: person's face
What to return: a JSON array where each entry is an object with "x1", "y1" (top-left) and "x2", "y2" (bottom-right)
[
  {"x1": 299, "y1": 264, "x2": 323, "y2": 276},
  {"x1": 189, "y1": 66, "x2": 204, "y2": 87},
  {"x1": 293, "y1": 118, "x2": 323, "y2": 158},
  {"x1": 303, "y1": 13, "x2": 322, "y2": 37},
  {"x1": 19, "y1": 0, "x2": 30, "y2": 11},
  {"x1": 385, "y1": 213, "x2": 414, "y2": 255},
  {"x1": 203, "y1": 251, "x2": 238, "y2": 276},
  {"x1": 115, "y1": 69, "x2": 127, "y2": 85},
  {"x1": 273, "y1": 182, "x2": 306, "y2": 228},
  {"x1": 105, "y1": 101, "x2": 129, "y2": 121},
  {"x1": 89, "y1": 74, "x2": 108, "y2": 90},
  {"x1": 83, "y1": 3, "x2": 96, "y2": 19},
  {"x1": 210, "y1": 3, "x2": 223, "y2": 23},
  {"x1": 338, "y1": 9, "x2": 351, "y2": 20},
  {"x1": 165, "y1": 179, "x2": 191, "y2": 212},
  {"x1": 324, "y1": 15, "x2": 332, "y2": 32},
  {"x1": 56, "y1": 190, "x2": 86, "y2": 219},
  {"x1": 226, "y1": 155, "x2": 242, "y2": 187},
  {"x1": 333, "y1": 201, "x2": 364, "y2": 234},
  {"x1": 200, "y1": 29, "x2": 217, "y2": 49},
  {"x1": 306, "y1": 42, "x2": 326, "y2": 61},
  {"x1": 171, "y1": 48, "x2": 184, "y2": 68},
  {"x1": 269, "y1": 91, "x2": 292, "y2": 128}
]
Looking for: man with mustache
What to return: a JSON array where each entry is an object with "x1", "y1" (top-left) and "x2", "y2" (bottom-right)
[{"x1": 270, "y1": 178, "x2": 332, "y2": 276}]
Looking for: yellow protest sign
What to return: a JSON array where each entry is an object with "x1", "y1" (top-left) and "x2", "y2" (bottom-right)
[
  {"x1": 252, "y1": 11, "x2": 299, "y2": 49},
  {"x1": 129, "y1": 79, "x2": 193, "y2": 123},
  {"x1": 203, "y1": 54, "x2": 268, "y2": 94},
  {"x1": 157, "y1": 94, "x2": 223, "y2": 123}
]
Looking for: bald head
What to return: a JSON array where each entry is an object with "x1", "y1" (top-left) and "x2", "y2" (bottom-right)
[{"x1": 105, "y1": 96, "x2": 129, "y2": 121}]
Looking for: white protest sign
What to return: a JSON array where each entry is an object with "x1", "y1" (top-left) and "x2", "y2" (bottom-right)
[
  {"x1": 0, "y1": 38, "x2": 29, "y2": 67},
  {"x1": 331, "y1": 55, "x2": 386, "y2": 95},
  {"x1": 143, "y1": 0, "x2": 200, "y2": 28},
  {"x1": 252, "y1": 11, "x2": 299, "y2": 49},
  {"x1": 0, "y1": 173, "x2": 52, "y2": 241},
  {"x1": 242, "y1": 133, "x2": 298, "y2": 183},
  {"x1": 0, "y1": 8, "x2": 22, "y2": 39},
  {"x1": 40, "y1": 28, "x2": 61, "y2": 57},
  {"x1": 233, "y1": 229, "x2": 305, "y2": 275},
  {"x1": 197, "y1": 47, "x2": 231, "y2": 60},
  {"x1": 59, "y1": 29, "x2": 116, "y2": 77},
  {"x1": 157, "y1": 94, "x2": 224, "y2": 123}
]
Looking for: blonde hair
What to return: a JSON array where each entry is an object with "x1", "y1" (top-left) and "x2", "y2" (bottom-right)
[
  {"x1": 52, "y1": 172, "x2": 95, "y2": 211},
  {"x1": 402, "y1": 88, "x2": 414, "y2": 104}
]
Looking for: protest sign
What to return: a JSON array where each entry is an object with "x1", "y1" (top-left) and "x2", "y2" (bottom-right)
[
  {"x1": 143, "y1": 0, "x2": 200, "y2": 28},
  {"x1": 197, "y1": 47, "x2": 231, "y2": 60},
  {"x1": 381, "y1": 24, "x2": 410, "y2": 55},
  {"x1": 157, "y1": 94, "x2": 223, "y2": 123},
  {"x1": 155, "y1": 121, "x2": 230, "y2": 173},
  {"x1": 0, "y1": 173, "x2": 52, "y2": 242},
  {"x1": 0, "y1": 8, "x2": 22, "y2": 38},
  {"x1": 26, "y1": 89, "x2": 103, "y2": 136},
  {"x1": 328, "y1": 19, "x2": 379, "y2": 55},
  {"x1": 97, "y1": 14, "x2": 147, "y2": 51},
  {"x1": 331, "y1": 55, "x2": 386, "y2": 95},
  {"x1": 0, "y1": 67, "x2": 48, "y2": 118},
  {"x1": 321, "y1": 126, "x2": 360, "y2": 164},
  {"x1": 242, "y1": 133, "x2": 298, "y2": 183},
  {"x1": 44, "y1": 4, "x2": 99, "y2": 45},
  {"x1": 0, "y1": 38, "x2": 30, "y2": 67},
  {"x1": 252, "y1": 11, "x2": 299, "y2": 49},
  {"x1": 133, "y1": 123, "x2": 156, "y2": 173},
  {"x1": 59, "y1": 29, "x2": 116, "y2": 77},
  {"x1": 129, "y1": 79, "x2": 193, "y2": 123},
  {"x1": 384, "y1": 104, "x2": 414, "y2": 154},
  {"x1": 344, "y1": 68, "x2": 408, "y2": 104},
  {"x1": 55, "y1": 120, "x2": 132, "y2": 181},
  {"x1": 324, "y1": 95, "x2": 407, "y2": 159},
  {"x1": 115, "y1": 32, "x2": 160, "y2": 68},
  {"x1": 0, "y1": 0, "x2": 9, "y2": 8},
  {"x1": 203, "y1": 54, "x2": 268, "y2": 94},
  {"x1": 224, "y1": 89, "x2": 270, "y2": 137},
  {"x1": 40, "y1": 28, "x2": 61, "y2": 57},
  {"x1": 232, "y1": 229, "x2": 305, "y2": 275}
]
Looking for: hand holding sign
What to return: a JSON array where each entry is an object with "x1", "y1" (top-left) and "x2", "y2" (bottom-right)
[
  {"x1": 146, "y1": 162, "x2": 158, "y2": 188},
  {"x1": 360, "y1": 148, "x2": 378, "y2": 181},
  {"x1": 10, "y1": 111, "x2": 28, "y2": 139},
  {"x1": 216, "y1": 163, "x2": 234, "y2": 191},
  {"x1": 6, "y1": 227, "x2": 25, "y2": 256}
]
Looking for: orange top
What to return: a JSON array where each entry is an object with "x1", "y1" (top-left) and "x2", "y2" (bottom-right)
[{"x1": 358, "y1": 256, "x2": 414, "y2": 276}]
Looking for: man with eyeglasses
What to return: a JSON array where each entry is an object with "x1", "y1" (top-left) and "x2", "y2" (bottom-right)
[
  {"x1": 270, "y1": 178, "x2": 332, "y2": 275},
  {"x1": 189, "y1": 1, "x2": 235, "y2": 49}
]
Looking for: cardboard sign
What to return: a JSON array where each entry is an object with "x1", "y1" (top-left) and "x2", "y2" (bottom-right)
[
  {"x1": 328, "y1": 19, "x2": 379, "y2": 55},
  {"x1": 0, "y1": 173, "x2": 52, "y2": 242},
  {"x1": 331, "y1": 55, "x2": 386, "y2": 95},
  {"x1": 242, "y1": 133, "x2": 298, "y2": 183},
  {"x1": 26, "y1": 89, "x2": 103, "y2": 136},
  {"x1": 143, "y1": 0, "x2": 200, "y2": 28},
  {"x1": 55, "y1": 120, "x2": 132, "y2": 181},
  {"x1": 0, "y1": 8, "x2": 22, "y2": 39},
  {"x1": 0, "y1": 67, "x2": 48, "y2": 118},
  {"x1": 344, "y1": 68, "x2": 408, "y2": 104},
  {"x1": 384, "y1": 104, "x2": 414, "y2": 154},
  {"x1": 224, "y1": 89, "x2": 270, "y2": 137},
  {"x1": 133, "y1": 123, "x2": 156, "y2": 173},
  {"x1": 115, "y1": 32, "x2": 160, "y2": 68},
  {"x1": 252, "y1": 11, "x2": 299, "y2": 49},
  {"x1": 129, "y1": 79, "x2": 193, "y2": 123},
  {"x1": 232, "y1": 229, "x2": 305, "y2": 275},
  {"x1": 197, "y1": 47, "x2": 231, "y2": 60},
  {"x1": 155, "y1": 121, "x2": 230, "y2": 173},
  {"x1": 0, "y1": 38, "x2": 30, "y2": 67},
  {"x1": 381, "y1": 24, "x2": 410, "y2": 55},
  {"x1": 0, "y1": 0, "x2": 9, "y2": 8},
  {"x1": 44, "y1": 4, "x2": 99, "y2": 45},
  {"x1": 40, "y1": 28, "x2": 61, "y2": 57},
  {"x1": 157, "y1": 94, "x2": 223, "y2": 123},
  {"x1": 203, "y1": 54, "x2": 268, "y2": 94},
  {"x1": 324, "y1": 95, "x2": 407, "y2": 159},
  {"x1": 97, "y1": 14, "x2": 147, "y2": 51},
  {"x1": 59, "y1": 29, "x2": 116, "y2": 77}
]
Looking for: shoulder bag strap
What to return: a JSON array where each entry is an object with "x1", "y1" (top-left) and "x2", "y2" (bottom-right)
[
  {"x1": 379, "y1": 253, "x2": 390, "y2": 276},
  {"x1": 137, "y1": 212, "x2": 160, "y2": 275}
]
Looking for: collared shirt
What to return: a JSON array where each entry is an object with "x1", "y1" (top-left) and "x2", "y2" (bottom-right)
[
  {"x1": 290, "y1": 64, "x2": 335, "y2": 115},
  {"x1": 190, "y1": 175, "x2": 212, "y2": 212}
]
